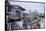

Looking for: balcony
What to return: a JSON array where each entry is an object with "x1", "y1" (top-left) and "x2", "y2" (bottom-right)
[{"x1": 8, "y1": 13, "x2": 21, "y2": 20}]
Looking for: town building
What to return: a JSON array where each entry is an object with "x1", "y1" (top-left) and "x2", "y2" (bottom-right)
[{"x1": 6, "y1": 4, "x2": 25, "y2": 30}]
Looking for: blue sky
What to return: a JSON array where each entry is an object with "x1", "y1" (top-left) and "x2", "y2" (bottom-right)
[
  {"x1": 10, "y1": 1, "x2": 44, "y2": 14},
  {"x1": 9, "y1": 0, "x2": 43, "y2": 2}
]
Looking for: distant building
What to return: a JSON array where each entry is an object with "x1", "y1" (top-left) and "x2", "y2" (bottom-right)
[
  {"x1": 29, "y1": 10, "x2": 40, "y2": 21},
  {"x1": 22, "y1": 13, "x2": 29, "y2": 19},
  {"x1": 39, "y1": 13, "x2": 45, "y2": 28}
]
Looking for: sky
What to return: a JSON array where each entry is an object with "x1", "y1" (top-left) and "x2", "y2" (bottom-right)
[
  {"x1": 9, "y1": 1, "x2": 45, "y2": 14},
  {"x1": 9, "y1": 0, "x2": 43, "y2": 2}
]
